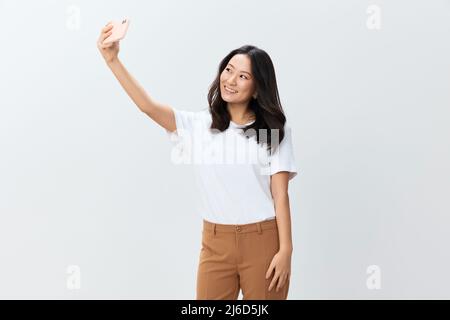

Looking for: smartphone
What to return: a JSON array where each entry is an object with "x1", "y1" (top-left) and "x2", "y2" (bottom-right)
[{"x1": 103, "y1": 18, "x2": 130, "y2": 44}]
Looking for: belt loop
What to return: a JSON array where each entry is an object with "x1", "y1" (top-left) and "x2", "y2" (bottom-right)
[
  {"x1": 213, "y1": 224, "x2": 217, "y2": 236},
  {"x1": 257, "y1": 222, "x2": 262, "y2": 234}
]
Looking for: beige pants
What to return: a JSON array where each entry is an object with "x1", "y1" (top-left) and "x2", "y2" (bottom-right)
[{"x1": 196, "y1": 218, "x2": 290, "y2": 300}]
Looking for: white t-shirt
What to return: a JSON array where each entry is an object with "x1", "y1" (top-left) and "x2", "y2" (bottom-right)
[{"x1": 165, "y1": 107, "x2": 298, "y2": 224}]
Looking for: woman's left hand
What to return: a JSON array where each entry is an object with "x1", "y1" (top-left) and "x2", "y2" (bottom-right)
[{"x1": 265, "y1": 249, "x2": 292, "y2": 292}]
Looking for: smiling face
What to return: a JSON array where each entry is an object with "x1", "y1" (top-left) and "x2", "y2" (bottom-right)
[{"x1": 220, "y1": 54, "x2": 257, "y2": 104}]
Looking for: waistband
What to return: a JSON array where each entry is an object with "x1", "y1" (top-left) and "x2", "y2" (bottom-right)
[{"x1": 203, "y1": 218, "x2": 278, "y2": 234}]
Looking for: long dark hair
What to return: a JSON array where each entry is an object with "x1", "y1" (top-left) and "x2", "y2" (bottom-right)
[{"x1": 207, "y1": 45, "x2": 287, "y2": 153}]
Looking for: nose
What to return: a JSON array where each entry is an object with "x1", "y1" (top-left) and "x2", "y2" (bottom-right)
[{"x1": 225, "y1": 74, "x2": 238, "y2": 86}]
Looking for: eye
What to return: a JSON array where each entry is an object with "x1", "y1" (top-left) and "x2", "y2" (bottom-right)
[{"x1": 225, "y1": 67, "x2": 248, "y2": 79}]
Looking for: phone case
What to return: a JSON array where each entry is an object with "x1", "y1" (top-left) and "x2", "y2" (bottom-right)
[{"x1": 103, "y1": 18, "x2": 130, "y2": 44}]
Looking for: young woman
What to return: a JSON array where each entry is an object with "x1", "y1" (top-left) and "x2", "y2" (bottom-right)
[{"x1": 97, "y1": 22, "x2": 298, "y2": 300}]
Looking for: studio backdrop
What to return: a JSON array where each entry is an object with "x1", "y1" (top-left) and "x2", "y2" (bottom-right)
[{"x1": 1, "y1": 0, "x2": 449, "y2": 299}]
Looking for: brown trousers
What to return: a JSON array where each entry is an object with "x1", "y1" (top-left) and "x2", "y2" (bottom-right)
[{"x1": 196, "y1": 218, "x2": 289, "y2": 300}]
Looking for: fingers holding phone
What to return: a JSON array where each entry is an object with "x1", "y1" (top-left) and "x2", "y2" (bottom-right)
[
  {"x1": 103, "y1": 19, "x2": 130, "y2": 44},
  {"x1": 97, "y1": 18, "x2": 130, "y2": 63},
  {"x1": 98, "y1": 24, "x2": 113, "y2": 47}
]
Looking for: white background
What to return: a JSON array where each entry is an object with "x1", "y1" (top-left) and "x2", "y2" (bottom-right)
[{"x1": 1, "y1": 0, "x2": 449, "y2": 299}]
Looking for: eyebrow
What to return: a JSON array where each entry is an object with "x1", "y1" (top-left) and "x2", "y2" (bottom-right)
[{"x1": 228, "y1": 63, "x2": 252, "y2": 76}]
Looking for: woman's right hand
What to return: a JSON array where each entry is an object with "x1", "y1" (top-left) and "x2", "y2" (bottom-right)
[{"x1": 97, "y1": 22, "x2": 120, "y2": 63}]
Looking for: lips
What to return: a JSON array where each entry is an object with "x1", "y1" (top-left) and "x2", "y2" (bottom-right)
[{"x1": 224, "y1": 85, "x2": 238, "y2": 93}]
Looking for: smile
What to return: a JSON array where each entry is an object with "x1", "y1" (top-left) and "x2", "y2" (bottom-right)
[{"x1": 224, "y1": 86, "x2": 238, "y2": 93}]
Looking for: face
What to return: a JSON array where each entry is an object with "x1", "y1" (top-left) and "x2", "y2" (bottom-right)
[{"x1": 220, "y1": 54, "x2": 257, "y2": 104}]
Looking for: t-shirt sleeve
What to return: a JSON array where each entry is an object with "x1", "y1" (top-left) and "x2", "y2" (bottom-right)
[
  {"x1": 268, "y1": 125, "x2": 298, "y2": 180},
  {"x1": 165, "y1": 107, "x2": 205, "y2": 143}
]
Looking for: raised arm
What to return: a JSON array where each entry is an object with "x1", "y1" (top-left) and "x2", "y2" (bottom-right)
[{"x1": 96, "y1": 22, "x2": 176, "y2": 133}]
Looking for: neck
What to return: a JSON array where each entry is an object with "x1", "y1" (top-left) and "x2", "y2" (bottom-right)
[{"x1": 227, "y1": 103, "x2": 255, "y2": 124}]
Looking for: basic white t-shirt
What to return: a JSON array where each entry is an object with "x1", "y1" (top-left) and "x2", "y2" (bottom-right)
[{"x1": 165, "y1": 107, "x2": 298, "y2": 224}]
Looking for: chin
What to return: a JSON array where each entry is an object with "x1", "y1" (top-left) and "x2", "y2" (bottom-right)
[{"x1": 221, "y1": 94, "x2": 233, "y2": 102}]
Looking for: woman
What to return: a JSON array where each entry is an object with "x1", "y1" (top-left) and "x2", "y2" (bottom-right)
[{"x1": 97, "y1": 22, "x2": 298, "y2": 300}]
